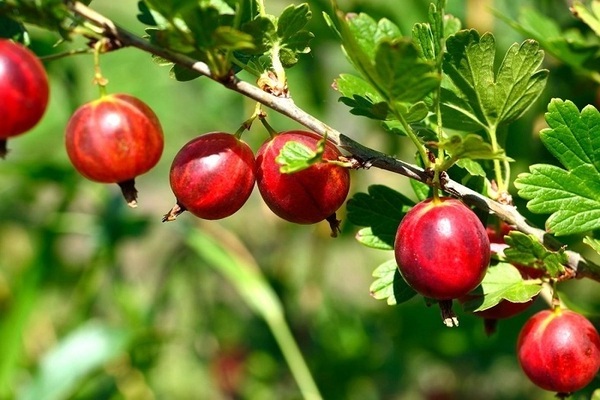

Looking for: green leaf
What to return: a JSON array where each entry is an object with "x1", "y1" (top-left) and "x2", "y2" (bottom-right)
[
  {"x1": 346, "y1": 185, "x2": 414, "y2": 249},
  {"x1": 241, "y1": 15, "x2": 277, "y2": 54},
  {"x1": 572, "y1": 0, "x2": 600, "y2": 36},
  {"x1": 370, "y1": 259, "x2": 417, "y2": 305},
  {"x1": 496, "y1": 7, "x2": 600, "y2": 79},
  {"x1": 514, "y1": 99, "x2": 600, "y2": 236},
  {"x1": 592, "y1": 388, "x2": 600, "y2": 400},
  {"x1": 330, "y1": 8, "x2": 439, "y2": 111},
  {"x1": 462, "y1": 262, "x2": 542, "y2": 312},
  {"x1": 503, "y1": 231, "x2": 567, "y2": 278},
  {"x1": 21, "y1": 323, "x2": 131, "y2": 400},
  {"x1": 455, "y1": 158, "x2": 486, "y2": 177},
  {"x1": 274, "y1": 3, "x2": 314, "y2": 68},
  {"x1": 276, "y1": 137, "x2": 325, "y2": 173},
  {"x1": 0, "y1": 15, "x2": 27, "y2": 43},
  {"x1": 442, "y1": 30, "x2": 548, "y2": 130},
  {"x1": 439, "y1": 134, "x2": 509, "y2": 164},
  {"x1": 277, "y1": 3, "x2": 311, "y2": 42},
  {"x1": 355, "y1": 227, "x2": 394, "y2": 250},
  {"x1": 374, "y1": 39, "x2": 440, "y2": 104},
  {"x1": 335, "y1": 74, "x2": 389, "y2": 120},
  {"x1": 584, "y1": 237, "x2": 600, "y2": 256}
]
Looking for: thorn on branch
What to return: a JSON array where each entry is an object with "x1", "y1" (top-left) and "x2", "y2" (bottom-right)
[{"x1": 340, "y1": 155, "x2": 373, "y2": 169}]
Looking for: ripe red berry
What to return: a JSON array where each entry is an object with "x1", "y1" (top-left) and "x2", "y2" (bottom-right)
[
  {"x1": 394, "y1": 197, "x2": 490, "y2": 300},
  {"x1": 255, "y1": 130, "x2": 350, "y2": 232},
  {"x1": 65, "y1": 93, "x2": 164, "y2": 207},
  {"x1": 0, "y1": 39, "x2": 49, "y2": 157},
  {"x1": 517, "y1": 309, "x2": 600, "y2": 395},
  {"x1": 163, "y1": 132, "x2": 256, "y2": 221}
]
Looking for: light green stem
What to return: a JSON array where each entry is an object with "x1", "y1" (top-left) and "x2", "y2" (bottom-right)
[{"x1": 186, "y1": 229, "x2": 322, "y2": 400}]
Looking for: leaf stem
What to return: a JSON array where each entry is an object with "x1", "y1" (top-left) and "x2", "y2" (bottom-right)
[{"x1": 488, "y1": 124, "x2": 508, "y2": 195}]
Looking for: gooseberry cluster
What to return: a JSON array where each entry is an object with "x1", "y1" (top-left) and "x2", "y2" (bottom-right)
[{"x1": 2, "y1": 38, "x2": 599, "y2": 398}]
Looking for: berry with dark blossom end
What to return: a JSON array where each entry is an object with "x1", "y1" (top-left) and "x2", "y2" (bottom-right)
[
  {"x1": 164, "y1": 132, "x2": 256, "y2": 221},
  {"x1": 65, "y1": 93, "x2": 164, "y2": 207},
  {"x1": 255, "y1": 130, "x2": 350, "y2": 232},
  {"x1": 517, "y1": 309, "x2": 600, "y2": 395},
  {"x1": 0, "y1": 39, "x2": 49, "y2": 157},
  {"x1": 394, "y1": 197, "x2": 490, "y2": 300}
]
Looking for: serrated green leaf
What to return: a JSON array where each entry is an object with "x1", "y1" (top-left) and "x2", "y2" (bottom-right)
[
  {"x1": 335, "y1": 74, "x2": 389, "y2": 119},
  {"x1": 331, "y1": 9, "x2": 438, "y2": 111},
  {"x1": 514, "y1": 99, "x2": 600, "y2": 236},
  {"x1": 374, "y1": 39, "x2": 440, "y2": 104},
  {"x1": 462, "y1": 262, "x2": 542, "y2": 312},
  {"x1": 347, "y1": 185, "x2": 414, "y2": 249},
  {"x1": 455, "y1": 158, "x2": 486, "y2": 177},
  {"x1": 277, "y1": 3, "x2": 311, "y2": 41},
  {"x1": 276, "y1": 137, "x2": 324, "y2": 173},
  {"x1": 21, "y1": 323, "x2": 131, "y2": 400},
  {"x1": 573, "y1": 0, "x2": 600, "y2": 36},
  {"x1": 213, "y1": 26, "x2": 255, "y2": 50},
  {"x1": 442, "y1": 30, "x2": 548, "y2": 130},
  {"x1": 241, "y1": 15, "x2": 277, "y2": 54},
  {"x1": 584, "y1": 237, "x2": 600, "y2": 256},
  {"x1": 440, "y1": 134, "x2": 508, "y2": 162},
  {"x1": 496, "y1": 7, "x2": 600, "y2": 79},
  {"x1": 355, "y1": 227, "x2": 394, "y2": 250},
  {"x1": 504, "y1": 231, "x2": 567, "y2": 277},
  {"x1": 370, "y1": 259, "x2": 417, "y2": 305},
  {"x1": 411, "y1": 0, "x2": 445, "y2": 62}
]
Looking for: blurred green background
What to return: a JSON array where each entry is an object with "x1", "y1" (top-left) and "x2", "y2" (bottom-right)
[{"x1": 1, "y1": 0, "x2": 600, "y2": 399}]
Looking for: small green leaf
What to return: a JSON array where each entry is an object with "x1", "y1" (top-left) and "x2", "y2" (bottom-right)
[
  {"x1": 355, "y1": 227, "x2": 394, "y2": 250},
  {"x1": 504, "y1": 231, "x2": 567, "y2": 278},
  {"x1": 455, "y1": 158, "x2": 486, "y2": 177},
  {"x1": 170, "y1": 63, "x2": 202, "y2": 81},
  {"x1": 213, "y1": 26, "x2": 255, "y2": 50},
  {"x1": 21, "y1": 323, "x2": 131, "y2": 400},
  {"x1": 440, "y1": 134, "x2": 508, "y2": 162},
  {"x1": 572, "y1": 0, "x2": 600, "y2": 36},
  {"x1": 347, "y1": 185, "x2": 414, "y2": 249},
  {"x1": 583, "y1": 237, "x2": 600, "y2": 256},
  {"x1": 370, "y1": 259, "x2": 417, "y2": 305},
  {"x1": 514, "y1": 99, "x2": 600, "y2": 236},
  {"x1": 496, "y1": 7, "x2": 600, "y2": 80},
  {"x1": 592, "y1": 388, "x2": 600, "y2": 400},
  {"x1": 374, "y1": 39, "x2": 440, "y2": 104},
  {"x1": 241, "y1": 15, "x2": 277, "y2": 54},
  {"x1": 277, "y1": 3, "x2": 311, "y2": 42},
  {"x1": 462, "y1": 262, "x2": 542, "y2": 312},
  {"x1": 276, "y1": 138, "x2": 325, "y2": 173},
  {"x1": 442, "y1": 30, "x2": 548, "y2": 130}
]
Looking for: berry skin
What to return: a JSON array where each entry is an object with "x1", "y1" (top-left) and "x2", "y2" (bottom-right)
[
  {"x1": 65, "y1": 93, "x2": 164, "y2": 207},
  {"x1": 0, "y1": 39, "x2": 49, "y2": 157},
  {"x1": 164, "y1": 132, "x2": 256, "y2": 220},
  {"x1": 517, "y1": 309, "x2": 600, "y2": 395},
  {"x1": 394, "y1": 197, "x2": 490, "y2": 300},
  {"x1": 255, "y1": 130, "x2": 350, "y2": 229}
]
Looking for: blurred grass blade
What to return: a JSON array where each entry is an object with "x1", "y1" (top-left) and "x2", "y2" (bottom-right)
[
  {"x1": 20, "y1": 323, "x2": 131, "y2": 400},
  {"x1": 186, "y1": 228, "x2": 322, "y2": 400}
]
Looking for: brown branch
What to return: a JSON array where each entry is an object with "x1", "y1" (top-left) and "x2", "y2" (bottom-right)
[{"x1": 67, "y1": 2, "x2": 600, "y2": 282}]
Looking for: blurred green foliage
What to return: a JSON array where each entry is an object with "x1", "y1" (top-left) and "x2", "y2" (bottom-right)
[{"x1": 1, "y1": 0, "x2": 600, "y2": 399}]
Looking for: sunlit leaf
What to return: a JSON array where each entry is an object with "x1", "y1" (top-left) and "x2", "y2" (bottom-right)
[{"x1": 515, "y1": 100, "x2": 600, "y2": 236}]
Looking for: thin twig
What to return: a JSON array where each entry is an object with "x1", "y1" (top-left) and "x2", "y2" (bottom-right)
[{"x1": 66, "y1": 1, "x2": 600, "y2": 282}]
